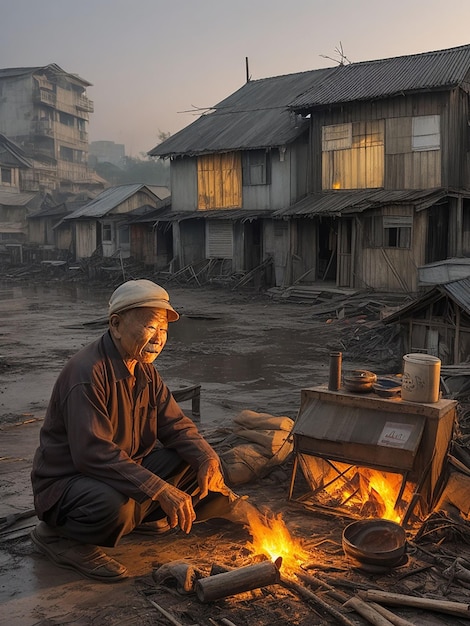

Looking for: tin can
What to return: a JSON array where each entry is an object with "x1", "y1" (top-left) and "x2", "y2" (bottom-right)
[{"x1": 328, "y1": 351, "x2": 342, "y2": 391}]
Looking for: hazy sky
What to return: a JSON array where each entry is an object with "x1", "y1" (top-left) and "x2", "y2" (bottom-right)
[{"x1": 2, "y1": 0, "x2": 470, "y2": 157}]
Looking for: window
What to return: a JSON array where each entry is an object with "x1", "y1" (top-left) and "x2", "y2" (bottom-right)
[
  {"x1": 322, "y1": 121, "x2": 384, "y2": 189},
  {"x1": 322, "y1": 123, "x2": 352, "y2": 151},
  {"x1": 412, "y1": 115, "x2": 440, "y2": 151},
  {"x1": 59, "y1": 146, "x2": 74, "y2": 162},
  {"x1": 365, "y1": 215, "x2": 412, "y2": 249},
  {"x1": 197, "y1": 152, "x2": 242, "y2": 210},
  {"x1": 1, "y1": 168, "x2": 12, "y2": 184},
  {"x1": 242, "y1": 150, "x2": 271, "y2": 185},
  {"x1": 102, "y1": 223, "x2": 112, "y2": 242},
  {"x1": 59, "y1": 112, "x2": 75, "y2": 127}
]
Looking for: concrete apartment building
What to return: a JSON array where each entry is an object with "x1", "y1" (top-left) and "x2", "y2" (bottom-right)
[{"x1": 0, "y1": 63, "x2": 101, "y2": 194}]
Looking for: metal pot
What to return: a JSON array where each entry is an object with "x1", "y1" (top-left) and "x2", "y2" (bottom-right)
[
  {"x1": 343, "y1": 369, "x2": 377, "y2": 393},
  {"x1": 342, "y1": 519, "x2": 406, "y2": 566}
]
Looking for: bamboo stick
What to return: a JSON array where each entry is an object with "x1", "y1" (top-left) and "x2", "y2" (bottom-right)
[
  {"x1": 281, "y1": 577, "x2": 357, "y2": 626},
  {"x1": 343, "y1": 597, "x2": 394, "y2": 626},
  {"x1": 148, "y1": 599, "x2": 185, "y2": 626},
  {"x1": 369, "y1": 602, "x2": 415, "y2": 626},
  {"x1": 298, "y1": 570, "x2": 412, "y2": 626},
  {"x1": 359, "y1": 590, "x2": 470, "y2": 619}
]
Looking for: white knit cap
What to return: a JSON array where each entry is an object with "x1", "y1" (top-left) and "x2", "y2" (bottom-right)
[{"x1": 108, "y1": 279, "x2": 179, "y2": 322}]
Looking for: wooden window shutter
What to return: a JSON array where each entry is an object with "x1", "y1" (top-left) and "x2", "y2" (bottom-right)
[{"x1": 198, "y1": 152, "x2": 242, "y2": 209}]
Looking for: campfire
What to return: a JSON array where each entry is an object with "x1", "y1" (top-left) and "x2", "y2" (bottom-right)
[{"x1": 245, "y1": 509, "x2": 309, "y2": 572}]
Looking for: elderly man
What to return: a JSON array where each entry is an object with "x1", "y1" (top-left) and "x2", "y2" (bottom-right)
[{"x1": 30, "y1": 279, "x2": 231, "y2": 582}]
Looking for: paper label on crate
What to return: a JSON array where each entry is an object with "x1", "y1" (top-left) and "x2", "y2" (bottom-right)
[{"x1": 377, "y1": 422, "x2": 414, "y2": 448}]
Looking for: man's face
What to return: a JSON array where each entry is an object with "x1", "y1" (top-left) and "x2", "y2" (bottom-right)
[{"x1": 110, "y1": 307, "x2": 169, "y2": 365}]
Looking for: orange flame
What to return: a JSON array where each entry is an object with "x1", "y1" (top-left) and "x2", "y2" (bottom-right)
[
  {"x1": 321, "y1": 463, "x2": 412, "y2": 523},
  {"x1": 245, "y1": 510, "x2": 309, "y2": 572}
]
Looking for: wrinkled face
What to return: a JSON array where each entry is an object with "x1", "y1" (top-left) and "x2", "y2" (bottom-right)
[{"x1": 109, "y1": 307, "x2": 169, "y2": 365}]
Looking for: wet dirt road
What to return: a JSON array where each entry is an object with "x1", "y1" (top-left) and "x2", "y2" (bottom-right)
[
  {"x1": 0, "y1": 279, "x2": 349, "y2": 626},
  {"x1": 0, "y1": 281, "x2": 340, "y2": 426}
]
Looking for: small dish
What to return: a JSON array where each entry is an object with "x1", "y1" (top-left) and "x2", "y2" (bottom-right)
[{"x1": 373, "y1": 376, "x2": 402, "y2": 398}]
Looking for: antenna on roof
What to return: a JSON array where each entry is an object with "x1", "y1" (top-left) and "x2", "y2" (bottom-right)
[
  {"x1": 245, "y1": 57, "x2": 251, "y2": 83},
  {"x1": 320, "y1": 41, "x2": 351, "y2": 66}
]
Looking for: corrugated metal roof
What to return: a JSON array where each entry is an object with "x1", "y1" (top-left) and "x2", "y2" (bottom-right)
[
  {"x1": 0, "y1": 134, "x2": 32, "y2": 168},
  {"x1": 145, "y1": 185, "x2": 170, "y2": 200},
  {"x1": 63, "y1": 184, "x2": 156, "y2": 220},
  {"x1": 291, "y1": 44, "x2": 470, "y2": 110},
  {"x1": 0, "y1": 190, "x2": 37, "y2": 206},
  {"x1": 273, "y1": 188, "x2": 452, "y2": 218},
  {"x1": 440, "y1": 277, "x2": 470, "y2": 315},
  {"x1": 153, "y1": 207, "x2": 274, "y2": 223},
  {"x1": 383, "y1": 277, "x2": 470, "y2": 322},
  {"x1": 148, "y1": 69, "x2": 332, "y2": 158},
  {"x1": 0, "y1": 64, "x2": 92, "y2": 87}
]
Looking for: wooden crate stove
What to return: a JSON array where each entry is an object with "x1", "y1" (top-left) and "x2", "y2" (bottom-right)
[{"x1": 289, "y1": 385, "x2": 457, "y2": 525}]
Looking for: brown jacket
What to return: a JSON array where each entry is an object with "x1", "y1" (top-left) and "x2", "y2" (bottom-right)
[{"x1": 31, "y1": 331, "x2": 218, "y2": 517}]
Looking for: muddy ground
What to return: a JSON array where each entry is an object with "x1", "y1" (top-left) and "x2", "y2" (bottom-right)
[{"x1": 2, "y1": 274, "x2": 470, "y2": 625}]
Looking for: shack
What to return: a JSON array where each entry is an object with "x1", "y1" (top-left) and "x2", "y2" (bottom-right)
[{"x1": 383, "y1": 277, "x2": 470, "y2": 364}]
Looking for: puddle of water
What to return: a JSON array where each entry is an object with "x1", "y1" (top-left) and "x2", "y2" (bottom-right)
[{"x1": 163, "y1": 314, "x2": 324, "y2": 391}]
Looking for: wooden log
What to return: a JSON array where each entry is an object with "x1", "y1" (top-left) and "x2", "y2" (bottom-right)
[
  {"x1": 298, "y1": 571, "x2": 412, "y2": 626},
  {"x1": 359, "y1": 590, "x2": 470, "y2": 619},
  {"x1": 344, "y1": 597, "x2": 394, "y2": 625},
  {"x1": 369, "y1": 602, "x2": 415, "y2": 626},
  {"x1": 195, "y1": 559, "x2": 280, "y2": 603}
]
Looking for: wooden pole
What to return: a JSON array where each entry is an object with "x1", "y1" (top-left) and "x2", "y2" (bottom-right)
[
  {"x1": 343, "y1": 597, "x2": 394, "y2": 625},
  {"x1": 359, "y1": 590, "x2": 470, "y2": 619},
  {"x1": 369, "y1": 602, "x2": 415, "y2": 626},
  {"x1": 281, "y1": 577, "x2": 357, "y2": 626}
]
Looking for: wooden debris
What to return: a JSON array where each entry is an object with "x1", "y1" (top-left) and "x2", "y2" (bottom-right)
[
  {"x1": 343, "y1": 596, "x2": 394, "y2": 625},
  {"x1": 152, "y1": 559, "x2": 204, "y2": 594},
  {"x1": 280, "y1": 576, "x2": 357, "y2": 626},
  {"x1": 359, "y1": 590, "x2": 470, "y2": 619},
  {"x1": 368, "y1": 602, "x2": 415, "y2": 626},
  {"x1": 148, "y1": 599, "x2": 185, "y2": 626},
  {"x1": 297, "y1": 570, "x2": 412, "y2": 626}
]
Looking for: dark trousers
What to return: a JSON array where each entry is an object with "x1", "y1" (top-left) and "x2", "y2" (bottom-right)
[{"x1": 44, "y1": 448, "x2": 198, "y2": 547}]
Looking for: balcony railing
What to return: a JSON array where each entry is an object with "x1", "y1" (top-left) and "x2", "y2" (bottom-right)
[
  {"x1": 34, "y1": 90, "x2": 56, "y2": 107},
  {"x1": 76, "y1": 95, "x2": 94, "y2": 113},
  {"x1": 33, "y1": 120, "x2": 54, "y2": 136}
]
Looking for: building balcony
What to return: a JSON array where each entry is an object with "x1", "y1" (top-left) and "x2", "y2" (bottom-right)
[
  {"x1": 34, "y1": 90, "x2": 56, "y2": 107},
  {"x1": 76, "y1": 95, "x2": 94, "y2": 113},
  {"x1": 33, "y1": 120, "x2": 54, "y2": 137}
]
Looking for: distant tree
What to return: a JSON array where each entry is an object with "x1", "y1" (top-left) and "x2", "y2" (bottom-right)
[
  {"x1": 156, "y1": 129, "x2": 171, "y2": 143},
  {"x1": 92, "y1": 153, "x2": 170, "y2": 187}
]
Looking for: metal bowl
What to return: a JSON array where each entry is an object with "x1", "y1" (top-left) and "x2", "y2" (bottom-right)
[
  {"x1": 343, "y1": 369, "x2": 377, "y2": 393},
  {"x1": 342, "y1": 519, "x2": 406, "y2": 566},
  {"x1": 373, "y1": 377, "x2": 402, "y2": 398}
]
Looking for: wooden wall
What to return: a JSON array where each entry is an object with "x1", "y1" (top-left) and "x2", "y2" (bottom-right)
[
  {"x1": 309, "y1": 90, "x2": 469, "y2": 192},
  {"x1": 356, "y1": 206, "x2": 427, "y2": 292}
]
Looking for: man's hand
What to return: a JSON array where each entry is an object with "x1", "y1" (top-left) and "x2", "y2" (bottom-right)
[
  {"x1": 156, "y1": 483, "x2": 196, "y2": 534},
  {"x1": 196, "y1": 458, "x2": 230, "y2": 501}
]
